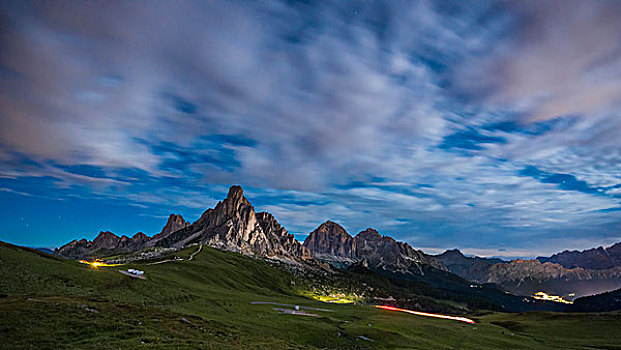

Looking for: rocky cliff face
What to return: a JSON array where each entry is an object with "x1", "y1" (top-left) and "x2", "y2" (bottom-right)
[
  {"x1": 303, "y1": 222, "x2": 446, "y2": 276},
  {"x1": 56, "y1": 231, "x2": 151, "y2": 259},
  {"x1": 149, "y1": 185, "x2": 309, "y2": 260},
  {"x1": 537, "y1": 243, "x2": 621, "y2": 270}
]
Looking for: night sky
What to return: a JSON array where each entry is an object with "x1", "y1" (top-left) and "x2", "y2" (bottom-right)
[{"x1": 1, "y1": 1, "x2": 620, "y2": 258}]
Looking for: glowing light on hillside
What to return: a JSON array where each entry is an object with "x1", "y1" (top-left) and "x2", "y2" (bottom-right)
[
  {"x1": 78, "y1": 260, "x2": 121, "y2": 268},
  {"x1": 375, "y1": 305, "x2": 475, "y2": 324},
  {"x1": 302, "y1": 290, "x2": 357, "y2": 304},
  {"x1": 532, "y1": 292, "x2": 573, "y2": 304},
  {"x1": 308, "y1": 294, "x2": 355, "y2": 304}
]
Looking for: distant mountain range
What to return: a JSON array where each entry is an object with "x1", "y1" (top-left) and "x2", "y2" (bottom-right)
[
  {"x1": 537, "y1": 243, "x2": 621, "y2": 270},
  {"x1": 56, "y1": 185, "x2": 621, "y2": 300},
  {"x1": 435, "y1": 247, "x2": 621, "y2": 299}
]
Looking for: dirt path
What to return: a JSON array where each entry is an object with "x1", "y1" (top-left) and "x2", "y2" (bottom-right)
[
  {"x1": 146, "y1": 258, "x2": 177, "y2": 265},
  {"x1": 188, "y1": 244, "x2": 203, "y2": 261},
  {"x1": 145, "y1": 244, "x2": 202, "y2": 265},
  {"x1": 188, "y1": 244, "x2": 202, "y2": 261}
]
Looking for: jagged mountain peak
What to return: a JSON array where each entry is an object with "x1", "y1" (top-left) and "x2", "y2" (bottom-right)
[
  {"x1": 159, "y1": 213, "x2": 190, "y2": 236},
  {"x1": 211, "y1": 185, "x2": 253, "y2": 221},
  {"x1": 256, "y1": 211, "x2": 311, "y2": 259},
  {"x1": 131, "y1": 232, "x2": 150, "y2": 243},
  {"x1": 95, "y1": 230, "x2": 117, "y2": 238}
]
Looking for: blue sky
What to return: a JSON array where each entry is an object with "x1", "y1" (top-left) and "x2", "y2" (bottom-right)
[{"x1": 1, "y1": 1, "x2": 620, "y2": 258}]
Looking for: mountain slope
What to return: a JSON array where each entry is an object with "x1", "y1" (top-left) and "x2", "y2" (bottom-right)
[{"x1": 568, "y1": 287, "x2": 621, "y2": 312}]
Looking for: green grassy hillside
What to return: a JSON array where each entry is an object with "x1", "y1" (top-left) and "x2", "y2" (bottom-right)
[{"x1": 1, "y1": 241, "x2": 621, "y2": 349}]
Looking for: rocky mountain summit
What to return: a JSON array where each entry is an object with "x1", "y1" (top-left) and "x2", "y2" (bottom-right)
[
  {"x1": 148, "y1": 186, "x2": 310, "y2": 259},
  {"x1": 537, "y1": 243, "x2": 621, "y2": 270},
  {"x1": 303, "y1": 221, "x2": 445, "y2": 276}
]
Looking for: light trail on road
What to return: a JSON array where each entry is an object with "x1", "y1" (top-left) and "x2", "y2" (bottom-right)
[{"x1": 374, "y1": 305, "x2": 475, "y2": 324}]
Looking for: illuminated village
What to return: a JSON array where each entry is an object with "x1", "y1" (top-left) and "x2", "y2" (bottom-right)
[{"x1": 532, "y1": 292, "x2": 574, "y2": 304}]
